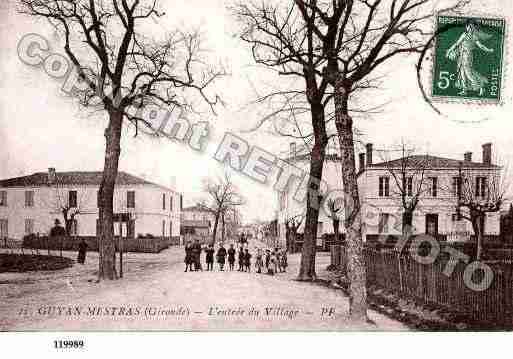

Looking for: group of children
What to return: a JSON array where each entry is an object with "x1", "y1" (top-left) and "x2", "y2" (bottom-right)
[{"x1": 184, "y1": 240, "x2": 288, "y2": 275}]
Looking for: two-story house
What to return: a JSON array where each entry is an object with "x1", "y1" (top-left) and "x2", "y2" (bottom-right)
[
  {"x1": 358, "y1": 143, "x2": 501, "y2": 242},
  {"x1": 180, "y1": 203, "x2": 214, "y2": 236},
  {"x1": 276, "y1": 142, "x2": 344, "y2": 247},
  {"x1": 0, "y1": 168, "x2": 182, "y2": 241}
]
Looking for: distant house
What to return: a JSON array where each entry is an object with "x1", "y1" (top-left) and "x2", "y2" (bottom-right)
[
  {"x1": 276, "y1": 143, "x2": 344, "y2": 247},
  {"x1": 0, "y1": 168, "x2": 182, "y2": 241},
  {"x1": 180, "y1": 203, "x2": 241, "y2": 241}
]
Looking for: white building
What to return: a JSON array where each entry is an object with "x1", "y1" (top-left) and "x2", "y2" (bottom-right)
[
  {"x1": 358, "y1": 143, "x2": 501, "y2": 242},
  {"x1": 0, "y1": 169, "x2": 182, "y2": 241},
  {"x1": 276, "y1": 142, "x2": 502, "y2": 245},
  {"x1": 276, "y1": 143, "x2": 344, "y2": 246}
]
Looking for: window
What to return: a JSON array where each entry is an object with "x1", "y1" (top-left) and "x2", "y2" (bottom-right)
[
  {"x1": 430, "y1": 177, "x2": 438, "y2": 197},
  {"x1": 127, "y1": 191, "x2": 135, "y2": 208},
  {"x1": 379, "y1": 177, "x2": 390, "y2": 197},
  {"x1": 68, "y1": 190, "x2": 77, "y2": 208},
  {"x1": 169, "y1": 221, "x2": 173, "y2": 237},
  {"x1": 0, "y1": 219, "x2": 8, "y2": 238},
  {"x1": 451, "y1": 213, "x2": 462, "y2": 222},
  {"x1": 403, "y1": 177, "x2": 413, "y2": 196},
  {"x1": 128, "y1": 220, "x2": 135, "y2": 239},
  {"x1": 25, "y1": 190, "x2": 34, "y2": 207},
  {"x1": 162, "y1": 193, "x2": 166, "y2": 210},
  {"x1": 162, "y1": 220, "x2": 166, "y2": 237},
  {"x1": 378, "y1": 213, "x2": 390, "y2": 234},
  {"x1": 96, "y1": 219, "x2": 101, "y2": 236},
  {"x1": 170, "y1": 196, "x2": 173, "y2": 212},
  {"x1": 180, "y1": 195, "x2": 183, "y2": 211},
  {"x1": 476, "y1": 177, "x2": 488, "y2": 198},
  {"x1": 70, "y1": 219, "x2": 78, "y2": 236},
  {"x1": 0, "y1": 191, "x2": 7, "y2": 206},
  {"x1": 25, "y1": 219, "x2": 34, "y2": 235},
  {"x1": 452, "y1": 177, "x2": 462, "y2": 198}
]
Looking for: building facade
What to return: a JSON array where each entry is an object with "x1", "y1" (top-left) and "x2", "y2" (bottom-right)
[
  {"x1": 276, "y1": 141, "x2": 502, "y2": 246},
  {"x1": 276, "y1": 143, "x2": 345, "y2": 247},
  {"x1": 358, "y1": 143, "x2": 501, "y2": 242},
  {"x1": 0, "y1": 169, "x2": 182, "y2": 241}
]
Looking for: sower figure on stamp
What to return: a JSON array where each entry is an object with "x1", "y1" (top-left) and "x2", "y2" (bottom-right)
[
  {"x1": 227, "y1": 244, "x2": 236, "y2": 271},
  {"x1": 446, "y1": 21, "x2": 494, "y2": 96},
  {"x1": 205, "y1": 244, "x2": 215, "y2": 271},
  {"x1": 77, "y1": 238, "x2": 88, "y2": 264},
  {"x1": 217, "y1": 243, "x2": 227, "y2": 271}
]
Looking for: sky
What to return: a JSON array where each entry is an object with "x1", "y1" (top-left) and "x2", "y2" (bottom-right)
[{"x1": 1, "y1": 0, "x2": 512, "y2": 223}]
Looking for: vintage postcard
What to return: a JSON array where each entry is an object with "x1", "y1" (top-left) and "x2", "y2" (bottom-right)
[{"x1": 1, "y1": 0, "x2": 513, "y2": 342}]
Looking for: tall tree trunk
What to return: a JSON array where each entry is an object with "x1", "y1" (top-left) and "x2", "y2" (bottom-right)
[
  {"x1": 98, "y1": 111, "x2": 123, "y2": 280},
  {"x1": 212, "y1": 211, "x2": 220, "y2": 245},
  {"x1": 332, "y1": 218, "x2": 341, "y2": 268},
  {"x1": 221, "y1": 211, "x2": 226, "y2": 243},
  {"x1": 472, "y1": 214, "x2": 485, "y2": 260},
  {"x1": 402, "y1": 210, "x2": 414, "y2": 246},
  {"x1": 333, "y1": 78, "x2": 367, "y2": 322},
  {"x1": 297, "y1": 103, "x2": 327, "y2": 281}
]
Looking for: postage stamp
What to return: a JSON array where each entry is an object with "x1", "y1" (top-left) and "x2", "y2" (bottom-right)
[{"x1": 432, "y1": 15, "x2": 506, "y2": 103}]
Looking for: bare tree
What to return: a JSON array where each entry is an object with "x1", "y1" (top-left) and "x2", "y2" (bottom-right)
[
  {"x1": 284, "y1": 0, "x2": 467, "y2": 321},
  {"x1": 377, "y1": 142, "x2": 430, "y2": 238},
  {"x1": 455, "y1": 163, "x2": 507, "y2": 259},
  {"x1": 285, "y1": 214, "x2": 304, "y2": 252},
  {"x1": 19, "y1": 0, "x2": 224, "y2": 279},
  {"x1": 326, "y1": 197, "x2": 342, "y2": 269},
  {"x1": 233, "y1": 0, "x2": 335, "y2": 281},
  {"x1": 203, "y1": 173, "x2": 244, "y2": 244}
]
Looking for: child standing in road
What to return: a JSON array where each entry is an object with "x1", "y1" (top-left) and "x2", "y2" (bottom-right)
[
  {"x1": 255, "y1": 248, "x2": 264, "y2": 274},
  {"x1": 216, "y1": 243, "x2": 227, "y2": 271},
  {"x1": 205, "y1": 244, "x2": 215, "y2": 271},
  {"x1": 280, "y1": 248, "x2": 288, "y2": 273},
  {"x1": 268, "y1": 251, "x2": 276, "y2": 276},
  {"x1": 238, "y1": 246, "x2": 245, "y2": 272},
  {"x1": 243, "y1": 248, "x2": 252, "y2": 272},
  {"x1": 227, "y1": 244, "x2": 236, "y2": 271}
]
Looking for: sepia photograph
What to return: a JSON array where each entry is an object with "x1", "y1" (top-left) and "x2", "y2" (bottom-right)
[{"x1": 0, "y1": 0, "x2": 512, "y2": 349}]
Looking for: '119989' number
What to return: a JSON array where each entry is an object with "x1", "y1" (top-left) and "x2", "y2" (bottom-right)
[{"x1": 54, "y1": 340, "x2": 84, "y2": 349}]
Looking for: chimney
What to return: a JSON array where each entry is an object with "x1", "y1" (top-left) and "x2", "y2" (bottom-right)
[
  {"x1": 482, "y1": 143, "x2": 492, "y2": 165},
  {"x1": 290, "y1": 142, "x2": 296, "y2": 158},
  {"x1": 464, "y1": 152, "x2": 472, "y2": 162},
  {"x1": 48, "y1": 168, "x2": 56, "y2": 184},
  {"x1": 359, "y1": 153, "x2": 366, "y2": 172},
  {"x1": 366, "y1": 143, "x2": 373, "y2": 166}
]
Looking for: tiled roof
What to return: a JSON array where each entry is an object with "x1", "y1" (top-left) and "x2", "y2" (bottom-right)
[
  {"x1": 181, "y1": 220, "x2": 211, "y2": 228},
  {"x1": 182, "y1": 204, "x2": 213, "y2": 212},
  {"x1": 0, "y1": 171, "x2": 172, "y2": 190},
  {"x1": 369, "y1": 155, "x2": 499, "y2": 169},
  {"x1": 286, "y1": 153, "x2": 342, "y2": 162}
]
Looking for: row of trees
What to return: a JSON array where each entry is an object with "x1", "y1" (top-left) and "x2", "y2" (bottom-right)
[
  {"x1": 21, "y1": 0, "x2": 491, "y2": 324},
  {"x1": 233, "y1": 0, "x2": 469, "y2": 321}
]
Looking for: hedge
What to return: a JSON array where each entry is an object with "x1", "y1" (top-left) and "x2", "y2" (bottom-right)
[{"x1": 22, "y1": 235, "x2": 181, "y2": 254}]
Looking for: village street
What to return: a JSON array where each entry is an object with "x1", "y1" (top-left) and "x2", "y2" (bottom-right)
[{"x1": 0, "y1": 241, "x2": 406, "y2": 331}]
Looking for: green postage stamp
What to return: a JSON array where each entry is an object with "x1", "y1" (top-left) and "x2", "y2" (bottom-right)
[{"x1": 432, "y1": 15, "x2": 506, "y2": 103}]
